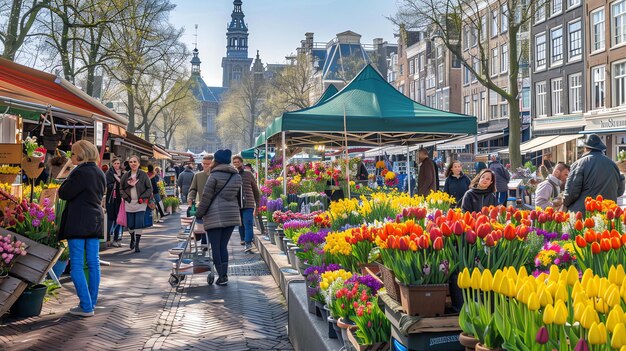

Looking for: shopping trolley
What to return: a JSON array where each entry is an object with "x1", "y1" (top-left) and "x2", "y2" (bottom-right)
[{"x1": 168, "y1": 217, "x2": 215, "y2": 288}]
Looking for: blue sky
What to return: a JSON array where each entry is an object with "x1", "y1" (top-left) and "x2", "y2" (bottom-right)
[{"x1": 170, "y1": 0, "x2": 399, "y2": 86}]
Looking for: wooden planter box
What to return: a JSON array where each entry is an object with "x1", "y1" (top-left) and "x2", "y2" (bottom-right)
[
  {"x1": 0, "y1": 276, "x2": 28, "y2": 316},
  {"x1": 1, "y1": 228, "x2": 64, "y2": 285},
  {"x1": 347, "y1": 328, "x2": 390, "y2": 351}
]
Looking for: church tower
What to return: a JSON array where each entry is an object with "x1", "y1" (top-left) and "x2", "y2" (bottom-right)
[{"x1": 221, "y1": 0, "x2": 253, "y2": 88}]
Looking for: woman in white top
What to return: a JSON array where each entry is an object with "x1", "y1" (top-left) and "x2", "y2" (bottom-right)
[{"x1": 120, "y1": 155, "x2": 153, "y2": 253}]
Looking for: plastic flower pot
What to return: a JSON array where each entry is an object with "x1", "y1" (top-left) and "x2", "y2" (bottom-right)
[
  {"x1": 322, "y1": 305, "x2": 337, "y2": 339},
  {"x1": 51, "y1": 259, "x2": 68, "y2": 278},
  {"x1": 329, "y1": 315, "x2": 344, "y2": 346},
  {"x1": 10, "y1": 284, "x2": 47, "y2": 318},
  {"x1": 275, "y1": 233, "x2": 285, "y2": 252},
  {"x1": 396, "y1": 280, "x2": 448, "y2": 317}
]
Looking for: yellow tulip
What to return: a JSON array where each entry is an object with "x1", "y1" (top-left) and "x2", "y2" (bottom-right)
[
  {"x1": 559, "y1": 269, "x2": 568, "y2": 284},
  {"x1": 581, "y1": 268, "x2": 594, "y2": 288},
  {"x1": 505, "y1": 278, "x2": 516, "y2": 298},
  {"x1": 586, "y1": 276, "x2": 599, "y2": 298},
  {"x1": 549, "y1": 265, "x2": 560, "y2": 282},
  {"x1": 538, "y1": 288, "x2": 553, "y2": 307},
  {"x1": 527, "y1": 292, "x2": 540, "y2": 311},
  {"x1": 481, "y1": 269, "x2": 493, "y2": 292},
  {"x1": 607, "y1": 306, "x2": 625, "y2": 333},
  {"x1": 574, "y1": 302, "x2": 586, "y2": 322},
  {"x1": 546, "y1": 281, "x2": 558, "y2": 297},
  {"x1": 458, "y1": 268, "x2": 471, "y2": 289},
  {"x1": 596, "y1": 298, "x2": 610, "y2": 314},
  {"x1": 553, "y1": 300, "x2": 568, "y2": 325},
  {"x1": 567, "y1": 265, "x2": 579, "y2": 286},
  {"x1": 599, "y1": 278, "x2": 611, "y2": 297},
  {"x1": 543, "y1": 304, "x2": 555, "y2": 324},
  {"x1": 507, "y1": 267, "x2": 518, "y2": 283},
  {"x1": 606, "y1": 286, "x2": 621, "y2": 308},
  {"x1": 613, "y1": 323, "x2": 626, "y2": 349},
  {"x1": 616, "y1": 265, "x2": 626, "y2": 285},
  {"x1": 572, "y1": 293, "x2": 587, "y2": 308},
  {"x1": 621, "y1": 280, "x2": 626, "y2": 302},
  {"x1": 554, "y1": 282, "x2": 568, "y2": 303},
  {"x1": 535, "y1": 272, "x2": 548, "y2": 284},
  {"x1": 581, "y1": 305, "x2": 600, "y2": 329},
  {"x1": 572, "y1": 281, "x2": 584, "y2": 298},
  {"x1": 492, "y1": 270, "x2": 504, "y2": 294},
  {"x1": 470, "y1": 268, "x2": 482, "y2": 290},
  {"x1": 610, "y1": 266, "x2": 618, "y2": 285},
  {"x1": 588, "y1": 322, "x2": 607, "y2": 345},
  {"x1": 518, "y1": 266, "x2": 528, "y2": 280}
]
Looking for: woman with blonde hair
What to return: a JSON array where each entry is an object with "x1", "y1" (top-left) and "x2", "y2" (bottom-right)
[
  {"x1": 58, "y1": 140, "x2": 106, "y2": 317},
  {"x1": 120, "y1": 155, "x2": 153, "y2": 252}
]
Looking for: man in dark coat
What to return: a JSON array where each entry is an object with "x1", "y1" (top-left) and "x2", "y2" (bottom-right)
[
  {"x1": 176, "y1": 165, "x2": 194, "y2": 203},
  {"x1": 563, "y1": 134, "x2": 625, "y2": 213},
  {"x1": 488, "y1": 154, "x2": 510, "y2": 205},
  {"x1": 415, "y1": 148, "x2": 437, "y2": 196}
]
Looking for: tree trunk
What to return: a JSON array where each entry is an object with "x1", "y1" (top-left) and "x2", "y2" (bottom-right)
[
  {"x1": 507, "y1": 26, "x2": 522, "y2": 169},
  {"x1": 3, "y1": 0, "x2": 23, "y2": 60},
  {"x1": 126, "y1": 87, "x2": 135, "y2": 133}
]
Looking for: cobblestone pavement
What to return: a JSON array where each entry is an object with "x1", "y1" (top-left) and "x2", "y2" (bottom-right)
[{"x1": 0, "y1": 212, "x2": 293, "y2": 351}]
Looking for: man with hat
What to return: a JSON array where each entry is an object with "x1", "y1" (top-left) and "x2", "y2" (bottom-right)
[{"x1": 562, "y1": 134, "x2": 625, "y2": 213}]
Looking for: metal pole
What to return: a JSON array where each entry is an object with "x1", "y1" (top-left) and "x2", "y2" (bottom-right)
[
  {"x1": 406, "y1": 144, "x2": 411, "y2": 195},
  {"x1": 474, "y1": 134, "x2": 478, "y2": 155},
  {"x1": 265, "y1": 141, "x2": 268, "y2": 183},
  {"x1": 282, "y1": 132, "x2": 287, "y2": 197},
  {"x1": 255, "y1": 149, "x2": 259, "y2": 185},
  {"x1": 343, "y1": 107, "x2": 350, "y2": 199}
]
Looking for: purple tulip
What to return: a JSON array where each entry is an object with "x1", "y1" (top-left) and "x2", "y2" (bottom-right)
[
  {"x1": 31, "y1": 219, "x2": 41, "y2": 227},
  {"x1": 536, "y1": 326, "x2": 549, "y2": 344},
  {"x1": 36, "y1": 210, "x2": 45, "y2": 220}
]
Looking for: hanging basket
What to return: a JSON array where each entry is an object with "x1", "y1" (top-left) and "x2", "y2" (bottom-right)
[
  {"x1": 21, "y1": 154, "x2": 45, "y2": 179},
  {"x1": 0, "y1": 174, "x2": 17, "y2": 184}
]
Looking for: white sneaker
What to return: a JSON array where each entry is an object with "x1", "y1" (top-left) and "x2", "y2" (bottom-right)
[
  {"x1": 244, "y1": 243, "x2": 253, "y2": 253},
  {"x1": 69, "y1": 306, "x2": 94, "y2": 317},
  {"x1": 111, "y1": 241, "x2": 121, "y2": 248}
]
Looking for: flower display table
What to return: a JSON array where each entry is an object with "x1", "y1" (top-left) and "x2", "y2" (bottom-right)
[
  {"x1": 0, "y1": 276, "x2": 28, "y2": 316},
  {"x1": 1, "y1": 228, "x2": 63, "y2": 284}
]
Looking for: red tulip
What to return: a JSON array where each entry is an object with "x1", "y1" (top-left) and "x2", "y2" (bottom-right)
[
  {"x1": 600, "y1": 238, "x2": 611, "y2": 252},
  {"x1": 440, "y1": 222, "x2": 452, "y2": 237},
  {"x1": 399, "y1": 237, "x2": 409, "y2": 251},
  {"x1": 607, "y1": 210, "x2": 615, "y2": 220},
  {"x1": 615, "y1": 207, "x2": 623, "y2": 217},
  {"x1": 434, "y1": 209, "x2": 442, "y2": 220},
  {"x1": 485, "y1": 234, "x2": 496, "y2": 247},
  {"x1": 430, "y1": 227, "x2": 442, "y2": 241},
  {"x1": 446, "y1": 209, "x2": 455, "y2": 222},
  {"x1": 574, "y1": 220, "x2": 584, "y2": 231},
  {"x1": 516, "y1": 225, "x2": 529, "y2": 239},
  {"x1": 417, "y1": 208, "x2": 427, "y2": 219},
  {"x1": 489, "y1": 207, "x2": 498, "y2": 220},
  {"x1": 452, "y1": 221, "x2": 464, "y2": 236},
  {"x1": 529, "y1": 210, "x2": 538, "y2": 220},
  {"x1": 433, "y1": 236, "x2": 444, "y2": 251},
  {"x1": 503, "y1": 224, "x2": 516, "y2": 241},
  {"x1": 576, "y1": 212, "x2": 583, "y2": 220},
  {"x1": 591, "y1": 242, "x2": 601, "y2": 254},
  {"x1": 575, "y1": 236, "x2": 587, "y2": 248},
  {"x1": 611, "y1": 237, "x2": 621, "y2": 250},
  {"x1": 465, "y1": 230, "x2": 477, "y2": 244},
  {"x1": 477, "y1": 223, "x2": 491, "y2": 239},
  {"x1": 418, "y1": 236, "x2": 429, "y2": 249},
  {"x1": 513, "y1": 211, "x2": 523, "y2": 222},
  {"x1": 584, "y1": 218, "x2": 595, "y2": 229}
]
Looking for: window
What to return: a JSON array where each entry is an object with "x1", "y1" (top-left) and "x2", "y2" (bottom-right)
[
  {"x1": 535, "y1": 33, "x2": 547, "y2": 69},
  {"x1": 491, "y1": 47, "x2": 499, "y2": 76},
  {"x1": 551, "y1": 78, "x2": 563, "y2": 115},
  {"x1": 552, "y1": 0, "x2": 562, "y2": 16},
  {"x1": 473, "y1": 94, "x2": 479, "y2": 116},
  {"x1": 472, "y1": 58, "x2": 480, "y2": 82},
  {"x1": 613, "y1": 0, "x2": 626, "y2": 46},
  {"x1": 551, "y1": 27, "x2": 563, "y2": 65},
  {"x1": 492, "y1": 10, "x2": 499, "y2": 37},
  {"x1": 409, "y1": 60, "x2": 415, "y2": 75},
  {"x1": 569, "y1": 73, "x2": 582, "y2": 113},
  {"x1": 592, "y1": 66, "x2": 606, "y2": 109},
  {"x1": 463, "y1": 27, "x2": 470, "y2": 50},
  {"x1": 410, "y1": 81, "x2": 415, "y2": 100},
  {"x1": 568, "y1": 0, "x2": 580, "y2": 9},
  {"x1": 536, "y1": 81, "x2": 547, "y2": 117},
  {"x1": 232, "y1": 66, "x2": 242, "y2": 81},
  {"x1": 501, "y1": 5, "x2": 508, "y2": 33},
  {"x1": 592, "y1": 9, "x2": 606, "y2": 52},
  {"x1": 464, "y1": 66, "x2": 471, "y2": 85},
  {"x1": 535, "y1": 3, "x2": 546, "y2": 23},
  {"x1": 568, "y1": 20, "x2": 582, "y2": 60},
  {"x1": 501, "y1": 44, "x2": 508, "y2": 73},
  {"x1": 470, "y1": 26, "x2": 478, "y2": 47},
  {"x1": 481, "y1": 15, "x2": 488, "y2": 41},
  {"x1": 614, "y1": 61, "x2": 626, "y2": 106},
  {"x1": 490, "y1": 90, "x2": 499, "y2": 119},
  {"x1": 438, "y1": 63, "x2": 444, "y2": 83},
  {"x1": 480, "y1": 92, "x2": 487, "y2": 122},
  {"x1": 464, "y1": 96, "x2": 471, "y2": 114},
  {"x1": 500, "y1": 103, "x2": 508, "y2": 117}
]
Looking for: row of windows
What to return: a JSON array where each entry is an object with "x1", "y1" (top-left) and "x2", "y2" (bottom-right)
[
  {"x1": 535, "y1": 19, "x2": 581, "y2": 70},
  {"x1": 535, "y1": 0, "x2": 581, "y2": 24},
  {"x1": 463, "y1": 91, "x2": 509, "y2": 122},
  {"x1": 535, "y1": 74, "x2": 582, "y2": 117},
  {"x1": 590, "y1": 2, "x2": 626, "y2": 53},
  {"x1": 463, "y1": 44, "x2": 509, "y2": 85},
  {"x1": 590, "y1": 62, "x2": 626, "y2": 110},
  {"x1": 463, "y1": 5, "x2": 509, "y2": 51}
]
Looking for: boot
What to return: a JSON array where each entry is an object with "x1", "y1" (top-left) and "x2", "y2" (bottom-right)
[
  {"x1": 216, "y1": 262, "x2": 228, "y2": 286},
  {"x1": 134, "y1": 235, "x2": 141, "y2": 253},
  {"x1": 129, "y1": 233, "x2": 136, "y2": 250}
]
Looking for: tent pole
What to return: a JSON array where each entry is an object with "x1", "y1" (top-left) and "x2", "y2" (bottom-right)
[
  {"x1": 265, "y1": 141, "x2": 268, "y2": 184},
  {"x1": 255, "y1": 149, "x2": 259, "y2": 185},
  {"x1": 406, "y1": 144, "x2": 411, "y2": 195},
  {"x1": 474, "y1": 134, "x2": 478, "y2": 155},
  {"x1": 344, "y1": 107, "x2": 350, "y2": 199},
  {"x1": 282, "y1": 132, "x2": 287, "y2": 197}
]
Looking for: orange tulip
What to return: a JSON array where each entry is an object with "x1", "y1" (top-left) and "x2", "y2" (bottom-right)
[
  {"x1": 576, "y1": 235, "x2": 587, "y2": 248},
  {"x1": 440, "y1": 222, "x2": 452, "y2": 237},
  {"x1": 516, "y1": 224, "x2": 530, "y2": 239},
  {"x1": 575, "y1": 220, "x2": 584, "y2": 231},
  {"x1": 504, "y1": 224, "x2": 516, "y2": 241},
  {"x1": 585, "y1": 218, "x2": 595, "y2": 229},
  {"x1": 601, "y1": 239, "x2": 611, "y2": 252},
  {"x1": 612, "y1": 237, "x2": 622, "y2": 250},
  {"x1": 433, "y1": 236, "x2": 444, "y2": 251},
  {"x1": 585, "y1": 230, "x2": 597, "y2": 243}
]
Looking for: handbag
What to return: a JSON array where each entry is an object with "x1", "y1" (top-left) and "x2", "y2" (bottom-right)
[
  {"x1": 144, "y1": 208, "x2": 153, "y2": 227},
  {"x1": 147, "y1": 196, "x2": 156, "y2": 210},
  {"x1": 116, "y1": 199, "x2": 127, "y2": 227}
]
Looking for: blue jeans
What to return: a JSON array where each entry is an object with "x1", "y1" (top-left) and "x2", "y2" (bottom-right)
[
  {"x1": 68, "y1": 238, "x2": 100, "y2": 313},
  {"x1": 239, "y1": 208, "x2": 254, "y2": 243},
  {"x1": 208, "y1": 226, "x2": 235, "y2": 268},
  {"x1": 496, "y1": 191, "x2": 507, "y2": 205},
  {"x1": 107, "y1": 219, "x2": 123, "y2": 241}
]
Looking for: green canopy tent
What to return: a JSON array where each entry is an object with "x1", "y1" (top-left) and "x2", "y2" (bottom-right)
[{"x1": 261, "y1": 64, "x2": 478, "y2": 196}]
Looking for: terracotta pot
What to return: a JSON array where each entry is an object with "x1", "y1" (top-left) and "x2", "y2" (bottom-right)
[
  {"x1": 475, "y1": 343, "x2": 504, "y2": 351},
  {"x1": 397, "y1": 281, "x2": 448, "y2": 317},
  {"x1": 459, "y1": 333, "x2": 479, "y2": 351}
]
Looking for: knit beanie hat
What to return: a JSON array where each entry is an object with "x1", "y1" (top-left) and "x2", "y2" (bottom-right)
[{"x1": 214, "y1": 149, "x2": 232, "y2": 164}]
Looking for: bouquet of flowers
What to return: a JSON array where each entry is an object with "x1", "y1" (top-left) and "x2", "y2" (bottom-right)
[
  {"x1": 1, "y1": 198, "x2": 57, "y2": 247},
  {"x1": 532, "y1": 241, "x2": 576, "y2": 277},
  {"x1": 266, "y1": 198, "x2": 284, "y2": 222},
  {"x1": 23, "y1": 136, "x2": 45, "y2": 158},
  {"x1": 304, "y1": 263, "x2": 342, "y2": 304},
  {"x1": 0, "y1": 232, "x2": 27, "y2": 276},
  {"x1": 296, "y1": 229, "x2": 329, "y2": 266}
]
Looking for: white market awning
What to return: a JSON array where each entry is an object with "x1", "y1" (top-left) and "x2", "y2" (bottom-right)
[{"x1": 437, "y1": 132, "x2": 504, "y2": 150}]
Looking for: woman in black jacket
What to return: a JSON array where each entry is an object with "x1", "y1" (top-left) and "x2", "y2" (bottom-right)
[
  {"x1": 443, "y1": 160, "x2": 471, "y2": 207},
  {"x1": 461, "y1": 169, "x2": 497, "y2": 213},
  {"x1": 120, "y1": 155, "x2": 153, "y2": 253},
  {"x1": 58, "y1": 140, "x2": 106, "y2": 317},
  {"x1": 105, "y1": 157, "x2": 124, "y2": 247}
]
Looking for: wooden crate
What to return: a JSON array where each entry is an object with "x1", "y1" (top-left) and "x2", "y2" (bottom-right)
[
  {"x1": 0, "y1": 276, "x2": 28, "y2": 316},
  {"x1": 1, "y1": 228, "x2": 63, "y2": 284}
]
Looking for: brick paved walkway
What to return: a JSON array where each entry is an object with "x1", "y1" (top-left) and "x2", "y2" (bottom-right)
[{"x1": 0, "y1": 212, "x2": 292, "y2": 351}]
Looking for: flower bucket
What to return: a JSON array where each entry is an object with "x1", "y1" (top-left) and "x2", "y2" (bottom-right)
[
  {"x1": 347, "y1": 328, "x2": 390, "y2": 351},
  {"x1": 397, "y1": 281, "x2": 448, "y2": 317},
  {"x1": 378, "y1": 263, "x2": 400, "y2": 302},
  {"x1": 51, "y1": 259, "x2": 68, "y2": 278},
  {"x1": 338, "y1": 317, "x2": 358, "y2": 351},
  {"x1": 21, "y1": 155, "x2": 45, "y2": 179},
  {"x1": 10, "y1": 284, "x2": 47, "y2": 318},
  {"x1": 0, "y1": 174, "x2": 17, "y2": 184},
  {"x1": 266, "y1": 221, "x2": 278, "y2": 236}
]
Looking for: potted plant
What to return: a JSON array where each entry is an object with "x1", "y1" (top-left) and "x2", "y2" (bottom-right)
[
  {"x1": 21, "y1": 136, "x2": 46, "y2": 179},
  {"x1": 0, "y1": 232, "x2": 27, "y2": 279},
  {"x1": 265, "y1": 198, "x2": 283, "y2": 237},
  {"x1": 349, "y1": 293, "x2": 391, "y2": 351}
]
